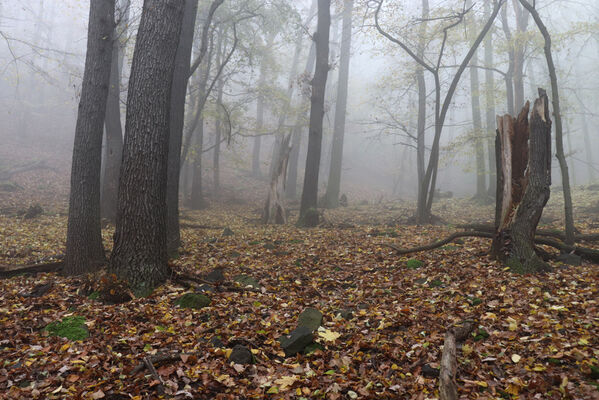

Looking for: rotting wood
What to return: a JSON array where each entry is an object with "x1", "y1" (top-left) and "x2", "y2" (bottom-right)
[{"x1": 439, "y1": 320, "x2": 476, "y2": 400}]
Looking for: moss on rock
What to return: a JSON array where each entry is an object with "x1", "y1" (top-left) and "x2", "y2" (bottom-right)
[{"x1": 45, "y1": 316, "x2": 89, "y2": 341}]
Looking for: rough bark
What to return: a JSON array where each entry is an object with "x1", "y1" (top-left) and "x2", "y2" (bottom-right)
[
  {"x1": 166, "y1": 0, "x2": 200, "y2": 257},
  {"x1": 64, "y1": 0, "x2": 115, "y2": 276},
  {"x1": 101, "y1": 0, "x2": 129, "y2": 222},
  {"x1": 512, "y1": 0, "x2": 529, "y2": 112},
  {"x1": 518, "y1": 0, "x2": 575, "y2": 245},
  {"x1": 439, "y1": 321, "x2": 477, "y2": 400},
  {"x1": 415, "y1": 0, "x2": 429, "y2": 216},
  {"x1": 263, "y1": 134, "x2": 292, "y2": 224},
  {"x1": 324, "y1": 0, "x2": 353, "y2": 209},
  {"x1": 298, "y1": 0, "x2": 331, "y2": 227},
  {"x1": 492, "y1": 91, "x2": 552, "y2": 273},
  {"x1": 499, "y1": 4, "x2": 515, "y2": 116},
  {"x1": 109, "y1": 0, "x2": 185, "y2": 293}
]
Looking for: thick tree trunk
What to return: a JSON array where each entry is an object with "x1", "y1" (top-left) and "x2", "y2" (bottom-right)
[
  {"x1": 298, "y1": 0, "x2": 331, "y2": 227},
  {"x1": 492, "y1": 91, "x2": 551, "y2": 273},
  {"x1": 110, "y1": 0, "x2": 185, "y2": 293},
  {"x1": 324, "y1": 0, "x2": 353, "y2": 209},
  {"x1": 166, "y1": 0, "x2": 200, "y2": 257},
  {"x1": 101, "y1": 0, "x2": 128, "y2": 223},
  {"x1": 212, "y1": 29, "x2": 226, "y2": 197},
  {"x1": 415, "y1": 0, "x2": 429, "y2": 221},
  {"x1": 500, "y1": 4, "x2": 515, "y2": 116},
  {"x1": 252, "y1": 35, "x2": 274, "y2": 178},
  {"x1": 512, "y1": 1, "x2": 529, "y2": 113},
  {"x1": 64, "y1": 0, "x2": 115, "y2": 276},
  {"x1": 468, "y1": 47, "x2": 486, "y2": 198}
]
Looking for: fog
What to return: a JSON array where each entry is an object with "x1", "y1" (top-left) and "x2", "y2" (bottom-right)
[{"x1": 2, "y1": 0, "x2": 599, "y2": 205}]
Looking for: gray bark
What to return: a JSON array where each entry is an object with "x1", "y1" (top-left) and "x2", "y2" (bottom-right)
[
  {"x1": 484, "y1": 0, "x2": 497, "y2": 196},
  {"x1": 110, "y1": 0, "x2": 185, "y2": 293},
  {"x1": 298, "y1": 0, "x2": 331, "y2": 226},
  {"x1": 64, "y1": 0, "x2": 115, "y2": 275}
]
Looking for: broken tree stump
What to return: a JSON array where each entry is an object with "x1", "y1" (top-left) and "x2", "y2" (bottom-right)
[
  {"x1": 492, "y1": 89, "x2": 552, "y2": 273},
  {"x1": 262, "y1": 134, "x2": 292, "y2": 224}
]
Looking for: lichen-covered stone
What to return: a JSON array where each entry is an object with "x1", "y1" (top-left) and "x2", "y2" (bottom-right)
[
  {"x1": 174, "y1": 293, "x2": 211, "y2": 309},
  {"x1": 297, "y1": 307, "x2": 323, "y2": 332},
  {"x1": 45, "y1": 316, "x2": 89, "y2": 341},
  {"x1": 234, "y1": 274, "x2": 261, "y2": 290},
  {"x1": 278, "y1": 327, "x2": 314, "y2": 357}
]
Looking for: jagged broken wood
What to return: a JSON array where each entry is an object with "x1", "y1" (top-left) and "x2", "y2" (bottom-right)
[
  {"x1": 439, "y1": 320, "x2": 477, "y2": 400},
  {"x1": 262, "y1": 134, "x2": 292, "y2": 224}
]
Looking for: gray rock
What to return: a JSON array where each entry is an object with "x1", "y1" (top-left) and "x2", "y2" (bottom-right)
[
  {"x1": 297, "y1": 307, "x2": 323, "y2": 332},
  {"x1": 278, "y1": 326, "x2": 314, "y2": 357},
  {"x1": 229, "y1": 344, "x2": 253, "y2": 364},
  {"x1": 557, "y1": 253, "x2": 582, "y2": 266},
  {"x1": 197, "y1": 284, "x2": 214, "y2": 293},
  {"x1": 222, "y1": 227, "x2": 234, "y2": 236},
  {"x1": 174, "y1": 293, "x2": 211, "y2": 309},
  {"x1": 336, "y1": 309, "x2": 353, "y2": 320},
  {"x1": 210, "y1": 336, "x2": 225, "y2": 348}
]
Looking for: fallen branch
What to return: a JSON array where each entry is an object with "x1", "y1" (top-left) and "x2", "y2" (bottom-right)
[
  {"x1": 179, "y1": 222, "x2": 224, "y2": 230},
  {"x1": 458, "y1": 223, "x2": 599, "y2": 242},
  {"x1": 439, "y1": 320, "x2": 477, "y2": 400},
  {"x1": 0, "y1": 261, "x2": 63, "y2": 278},
  {"x1": 143, "y1": 356, "x2": 166, "y2": 396}
]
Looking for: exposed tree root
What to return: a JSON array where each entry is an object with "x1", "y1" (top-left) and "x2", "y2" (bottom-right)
[
  {"x1": 385, "y1": 230, "x2": 599, "y2": 264},
  {"x1": 458, "y1": 223, "x2": 599, "y2": 242},
  {"x1": 383, "y1": 232, "x2": 493, "y2": 255},
  {"x1": 439, "y1": 320, "x2": 477, "y2": 400},
  {"x1": 0, "y1": 261, "x2": 63, "y2": 278}
]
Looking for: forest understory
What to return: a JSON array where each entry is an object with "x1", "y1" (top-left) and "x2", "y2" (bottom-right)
[{"x1": 1, "y1": 158, "x2": 598, "y2": 400}]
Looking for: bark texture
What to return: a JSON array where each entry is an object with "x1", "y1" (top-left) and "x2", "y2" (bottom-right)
[
  {"x1": 492, "y1": 91, "x2": 552, "y2": 273},
  {"x1": 298, "y1": 0, "x2": 331, "y2": 227},
  {"x1": 64, "y1": 0, "x2": 115, "y2": 275},
  {"x1": 166, "y1": 0, "x2": 199, "y2": 256},
  {"x1": 110, "y1": 0, "x2": 185, "y2": 293},
  {"x1": 263, "y1": 134, "x2": 292, "y2": 224}
]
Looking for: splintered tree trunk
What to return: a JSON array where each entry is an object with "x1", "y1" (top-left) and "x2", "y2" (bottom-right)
[
  {"x1": 64, "y1": 0, "x2": 115, "y2": 275},
  {"x1": 263, "y1": 134, "x2": 292, "y2": 224},
  {"x1": 492, "y1": 91, "x2": 551, "y2": 273},
  {"x1": 110, "y1": 0, "x2": 185, "y2": 293}
]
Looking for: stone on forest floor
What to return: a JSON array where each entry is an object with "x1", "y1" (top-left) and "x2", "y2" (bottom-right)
[
  {"x1": 196, "y1": 284, "x2": 214, "y2": 293},
  {"x1": 174, "y1": 293, "x2": 211, "y2": 309},
  {"x1": 222, "y1": 227, "x2": 234, "y2": 236},
  {"x1": 421, "y1": 364, "x2": 440, "y2": 378},
  {"x1": 233, "y1": 274, "x2": 261, "y2": 289},
  {"x1": 23, "y1": 204, "x2": 43, "y2": 219},
  {"x1": 414, "y1": 278, "x2": 428, "y2": 285},
  {"x1": 356, "y1": 303, "x2": 369, "y2": 310},
  {"x1": 297, "y1": 307, "x2": 323, "y2": 332},
  {"x1": 557, "y1": 253, "x2": 582, "y2": 266},
  {"x1": 229, "y1": 344, "x2": 253, "y2": 364},
  {"x1": 45, "y1": 315, "x2": 89, "y2": 341},
  {"x1": 278, "y1": 326, "x2": 314, "y2": 357},
  {"x1": 428, "y1": 279, "x2": 443, "y2": 288},
  {"x1": 204, "y1": 268, "x2": 225, "y2": 283}
]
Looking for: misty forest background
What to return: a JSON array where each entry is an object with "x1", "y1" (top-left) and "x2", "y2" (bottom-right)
[{"x1": 1, "y1": 0, "x2": 599, "y2": 399}]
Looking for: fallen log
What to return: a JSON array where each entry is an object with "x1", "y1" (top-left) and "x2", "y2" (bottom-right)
[
  {"x1": 382, "y1": 232, "x2": 493, "y2": 255},
  {"x1": 439, "y1": 320, "x2": 477, "y2": 400},
  {"x1": 0, "y1": 261, "x2": 63, "y2": 278}
]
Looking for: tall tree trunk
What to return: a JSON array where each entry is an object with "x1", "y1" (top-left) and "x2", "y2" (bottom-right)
[
  {"x1": 415, "y1": 0, "x2": 429, "y2": 221},
  {"x1": 298, "y1": 0, "x2": 331, "y2": 226},
  {"x1": 212, "y1": 28, "x2": 226, "y2": 197},
  {"x1": 166, "y1": 0, "x2": 200, "y2": 256},
  {"x1": 64, "y1": 0, "x2": 115, "y2": 276},
  {"x1": 578, "y1": 92, "x2": 595, "y2": 183},
  {"x1": 109, "y1": 0, "x2": 185, "y2": 293},
  {"x1": 512, "y1": 0, "x2": 529, "y2": 112},
  {"x1": 101, "y1": 0, "x2": 129, "y2": 222},
  {"x1": 484, "y1": 0, "x2": 497, "y2": 196},
  {"x1": 252, "y1": 34, "x2": 275, "y2": 178},
  {"x1": 286, "y1": 40, "x2": 317, "y2": 199},
  {"x1": 324, "y1": 0, "x2": 353, "y2": 209},
  {"x1": 467, "y1": 0, "x2": 486, "y2": 199},
  {"x1": 492, "y1": 92, "x2": 551, "y2": 273},
  {"x1": 518, "y1": 0, "x2": 575, "y2": 245}
]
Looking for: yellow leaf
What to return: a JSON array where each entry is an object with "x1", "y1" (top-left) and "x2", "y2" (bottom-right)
[
  {"x1": 318, "y1": 329, "x2": 341, "y2": 342},
  {"x1": 532, "y1": 364, "x2": 546, "y2": 371},
  {"x1": 60, "y1": 343, "x2": 70, "y2": 352},
  {"x1": 274, "y1": 375, "x2": 298, "y2": 391},
  {"x1": 475, "y1": 381, "x2": 488, "y2": 387},
  {"x1": 511, "y1": 354, "x2": 521, "y2": 363},
  {"x1": 462, "y1": 344, "x2": 473, "y2": 356}
]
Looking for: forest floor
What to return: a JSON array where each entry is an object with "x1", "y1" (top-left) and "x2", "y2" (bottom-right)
[{"x1": 1, "y1": 148, "x2": 599, "y2": 399}]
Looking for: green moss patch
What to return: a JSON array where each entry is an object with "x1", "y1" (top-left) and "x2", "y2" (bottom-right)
[
  {"x1": 406, "y1": 259, "x2": 424, "y2": 269},
  {"x1": 174, "y1": 293, "x2": 211, "y2": 309},
  {"x1": 45, "y1": 316, "x2": 89, "y2": 341}
]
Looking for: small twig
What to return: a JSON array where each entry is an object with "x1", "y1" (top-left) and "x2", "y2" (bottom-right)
[{"x1": 143, "y1": 356, "x2": 166, "y2": 396}]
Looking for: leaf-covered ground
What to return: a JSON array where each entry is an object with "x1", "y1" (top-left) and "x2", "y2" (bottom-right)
[
  {"x1": 1, "y1": 140, "x2": 598, "y2": 399},
  {"x1": 1, "y1": 196, "x2": 599, "y2": 399}
]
